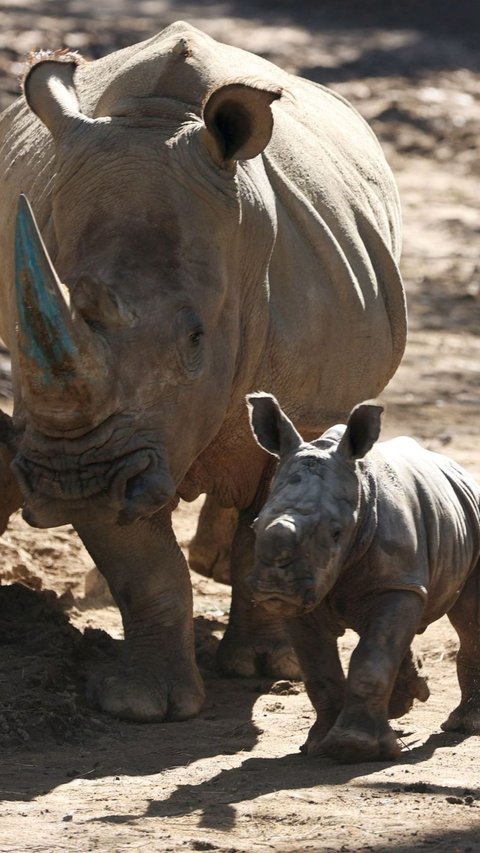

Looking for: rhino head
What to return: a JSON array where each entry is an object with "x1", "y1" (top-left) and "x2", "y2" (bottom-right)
[
  {"x1": 247, "y1": 393, "x2": 383, "y2": 615},
  {"x1": 13, "y1": 51, "x2": 282, "y2": 527}
]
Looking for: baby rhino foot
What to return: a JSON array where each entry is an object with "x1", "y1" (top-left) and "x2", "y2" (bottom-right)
[
  {"x1": 389, "y1": 672, "x2": 430, "y2": 718},
  {"x1": 320, "y1": 723, "x2": 402, "y2": 763},
  {"x1": 441, "y1": 704, "x2": 480, "y2": 734},
  {"x1": 300, "y1": 716, "x2": 338, "y2": 756},
  {"x1": 389, "y1": 651, "x2": 430, "y2": 718}
]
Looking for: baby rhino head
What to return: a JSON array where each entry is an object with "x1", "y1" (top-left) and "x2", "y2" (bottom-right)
[{"x1": 247, "y1": 394, "x2": 383, "y2": 615}]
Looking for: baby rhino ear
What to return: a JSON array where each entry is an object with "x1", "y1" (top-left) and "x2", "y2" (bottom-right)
[
  {"x1": 247, "y1": 393, "x2": 302, "y2": 458},
  {"x1": 338, "y1": 401, "x2": 383, "y2": 461}
]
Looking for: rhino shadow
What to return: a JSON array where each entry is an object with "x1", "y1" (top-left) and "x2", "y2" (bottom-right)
[{"x1": 90, "y1": 728, "x2": 470, "y2": 831}]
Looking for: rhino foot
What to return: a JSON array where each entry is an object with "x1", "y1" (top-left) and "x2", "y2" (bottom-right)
[
  {"x1": 217, "y1": 631, "x2": 301, "y2": 679},
  {"x1": 86, "y1": 663, "x2": 204, "y2": 722},
  {"x1": 300, "y1": 716, "x2": 337, "y2": 756},
  {"x1": 388, "y1": 673, "x2": 430, "y2": 718},
  {"x1": 319, "y1": 723, "x2": 402, "y2": 763},
  {"x1": 441, "y1": 704, "x2": 480, "y2": 734}
]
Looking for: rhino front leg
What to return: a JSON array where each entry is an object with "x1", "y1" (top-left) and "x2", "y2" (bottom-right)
[
  {"x1": 217, "y1": 504, "x2": 301, "y2": 679},
  {"x1": 442, "y1": 566, "x2": 480, "y2": 734},
  {"x1": 0, "y1": 410, "x2": 22, "y2": 534},
  {"x1": 321, "y1": 591, "x2": 425, "y2": 763},
  {"x1": 74, "y1": 507, "x2": 204, "y2": 722},
  {"x1": 287, "y1": 606, "x2": 346, "y2": 755}
]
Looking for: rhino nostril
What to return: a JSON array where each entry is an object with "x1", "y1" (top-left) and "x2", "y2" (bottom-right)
[
  {"x1": 119, "y1": 468, "x2": 175, "y2": 524},
  {"x1": 113, "y1": 450, "x2": 175, "y2": 524}
]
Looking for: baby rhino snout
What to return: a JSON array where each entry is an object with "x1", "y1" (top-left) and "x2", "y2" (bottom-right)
[
  {"x1": 255, "y1": 516, "x2": 300, "y2": 566},
  {"x1": 250, "y1": 516, "x2": 314, "y2": 614}
]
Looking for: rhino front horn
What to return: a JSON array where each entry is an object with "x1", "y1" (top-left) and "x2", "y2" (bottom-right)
[{"x1": 14, "y1": 194, "x2": 112, "y2": 430}]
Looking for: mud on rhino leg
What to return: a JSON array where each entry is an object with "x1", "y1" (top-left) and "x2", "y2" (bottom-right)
[
  {"x1": 74, "y1": 507, "x2": 204, "y2": 722},
  {"x1": 217, "y1": 504, "x2": 301, "y2": 679},
  {"x1": 442, "y1": 566, "x2": 480, "y2": 734},
  {"x1": 188, "y1": 495, "x2": 237, "y2": 585},
  {"x1": 321, "y1": 591, "x2": 425, "y2": 763}
]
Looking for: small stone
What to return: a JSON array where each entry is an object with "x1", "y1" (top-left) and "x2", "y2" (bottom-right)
[{"x1": 269, "y1": 680, "x2": 300, "y2": 695}]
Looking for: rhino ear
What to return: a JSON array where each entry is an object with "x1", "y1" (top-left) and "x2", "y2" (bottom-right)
[
  {"x1": 338, "y1": 401, "x2": 383, "y2": 461},
  {"x1": 247, "y1": 393, "x2": 302, "y2": 458},
  {"x1": 202, "y1": 82, "x2": 282, "y2": 164},
  {"x1": 23, "y1": 55, "x2": 87, "y2": 139}
]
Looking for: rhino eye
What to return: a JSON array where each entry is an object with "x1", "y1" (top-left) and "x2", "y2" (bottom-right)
[
  {"x1": 189, "y1": 328, "x2": 203, "y2": 347},
  {"x1": 175, "y1": 308, "x2": 204, "y2": 375}
]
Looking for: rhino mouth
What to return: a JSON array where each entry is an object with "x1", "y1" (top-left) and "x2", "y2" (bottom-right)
[
  {"x1": 248, "y1": 558, "x2": 317, "y2": 614},
  {"x1": 13, "y1": 443, "x2": 175, "y2": 528}
]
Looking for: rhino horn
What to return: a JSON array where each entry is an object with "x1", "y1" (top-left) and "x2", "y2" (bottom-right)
[
  {"x1": 260, "y1": 516, "x2": 300, "y2": 565},
  {"x1": 15, "y1": 194, "x2": 112, "y2": 430}
]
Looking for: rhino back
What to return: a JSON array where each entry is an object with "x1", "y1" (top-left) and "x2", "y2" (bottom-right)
[
  {"x1": 368, "y1": 437, "x2": 480, "y2": 623},
  {"x1": 257, "y1": 81, "x2": 405, "y2": 426}
]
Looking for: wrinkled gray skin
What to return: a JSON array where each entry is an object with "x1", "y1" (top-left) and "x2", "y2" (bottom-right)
[
  {"x1": 0, "y1": 22, "x2": 406, "y2": 722},
  {"x1": 248, "y1": 393, "x2": 480, "y2": 762}
]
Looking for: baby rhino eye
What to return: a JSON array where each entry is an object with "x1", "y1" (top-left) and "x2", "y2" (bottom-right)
[{"x1": 330, "y1": 525, "x2": 342, "y2": 544}]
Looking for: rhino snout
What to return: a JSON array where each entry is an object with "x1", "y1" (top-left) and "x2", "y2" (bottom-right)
[
  {"x1": 256, "y1": 515, "x2": 301, "y2": 566},
  {"x1": 15, "y1": 443, "x2": 175, "y2": 527}
]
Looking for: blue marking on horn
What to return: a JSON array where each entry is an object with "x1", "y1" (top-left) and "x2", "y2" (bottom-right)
[{"x1": 15, "y1": 194, "x2": 78, "y2": 385}]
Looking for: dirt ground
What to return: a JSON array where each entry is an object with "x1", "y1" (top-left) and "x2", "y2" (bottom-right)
[{"x1": 1, "y1": 2, "x2": 480, "y2": 851}]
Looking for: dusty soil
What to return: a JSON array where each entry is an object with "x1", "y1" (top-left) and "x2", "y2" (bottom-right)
[{"x1": 1, "y1": 2, "x2": 480, "y2": 851}]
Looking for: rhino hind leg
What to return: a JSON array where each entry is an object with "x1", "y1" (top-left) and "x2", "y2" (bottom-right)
[
  {"x1": 188, "y1": 496, "x2": 237, "y2": 585},
  {"x1": 442, "y1": 566, "x2": 480, "y2": 734},
  {"x1": 388, "y1": 647, "x2": 429, "y2": 719},
  {"x1": 217, "y1": 505, "x2": 301, "y2": 679}
]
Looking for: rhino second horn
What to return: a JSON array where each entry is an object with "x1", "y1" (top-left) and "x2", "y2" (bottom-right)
[{"x1": 14, "y1": 194, "x2": 111, "y2": 430}]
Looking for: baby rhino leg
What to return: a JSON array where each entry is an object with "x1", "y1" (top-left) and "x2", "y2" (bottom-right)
[
  {"x1": 388, "y1": 647, "x2": 429, "y2": 719},
  {"x1": 442, "y1": 567, "x2": 480, "y2": 734},
  {"x1": 321, "y1": 591, "x2": 425, "y2": 763}
]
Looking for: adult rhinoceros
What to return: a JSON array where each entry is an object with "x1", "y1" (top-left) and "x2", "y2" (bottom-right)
[{"x1": 0, "y1": 21, "x2": 406, "y2": 722}]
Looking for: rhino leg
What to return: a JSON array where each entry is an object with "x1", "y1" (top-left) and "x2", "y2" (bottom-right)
[
  {"x1": 442, "y1": 566, "x2": 480, "y2": 734},
  {"x1": 189, "y1": 496, "x2": 237, "y2": 585},
  {"x1": 217, "y1": 504, "x2": 301, "y2": 679},
  {"x1": 0, "y1": 410, "x2": 22, "y2": 534},
  {"x1": 321, "y1": 591, "x2": 424, "y2": 763},
  {"x1": 74, "y1": 507, "x2": 204, "y2": 722},
  {"x1": 388, "y1": 646, "x2": 429, "y2": 718},
  {"x1": 286, "y1": 606, "x2": 346, "y2": 755}
]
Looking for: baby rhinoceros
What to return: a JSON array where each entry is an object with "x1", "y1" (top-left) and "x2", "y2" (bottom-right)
[{"x1": 247, "y1": 393, "x2": 480, "y2": 763}]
